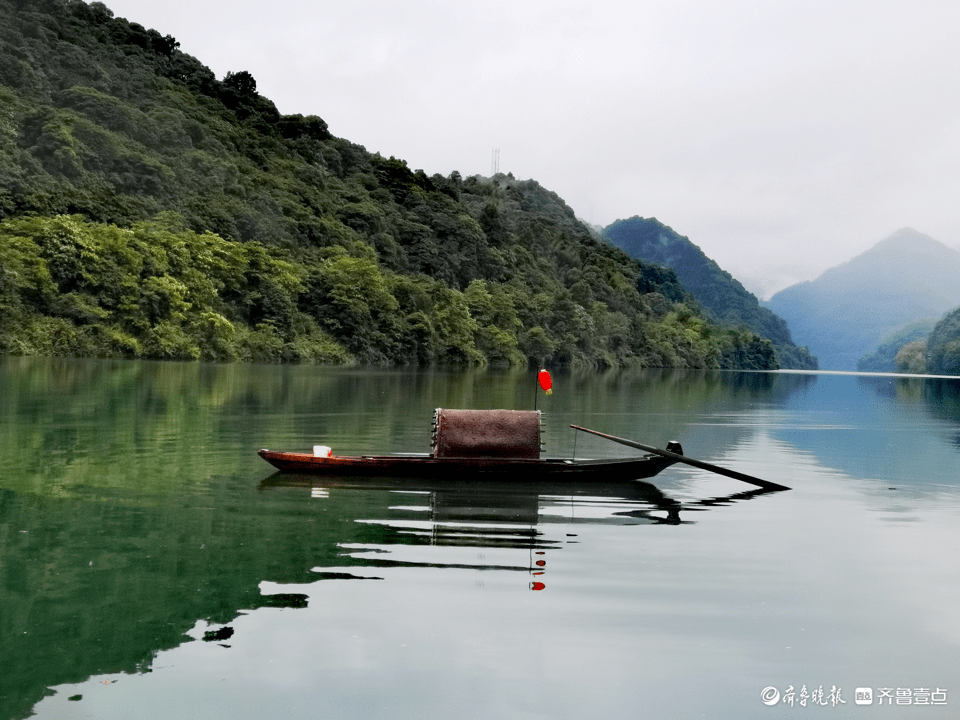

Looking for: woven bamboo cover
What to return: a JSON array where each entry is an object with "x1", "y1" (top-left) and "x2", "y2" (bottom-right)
[{"x1": 433, "y1": 409, "x2": 541, "y2": 459}]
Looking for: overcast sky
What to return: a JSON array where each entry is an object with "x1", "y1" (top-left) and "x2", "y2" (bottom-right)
[{"x1": 102, "y1": 0, "x2": 960, "y2": 298}]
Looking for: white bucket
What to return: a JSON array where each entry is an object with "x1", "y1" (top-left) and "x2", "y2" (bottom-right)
[{"x1": 313, "y1": 445, "x2": 332, "y2": 457}]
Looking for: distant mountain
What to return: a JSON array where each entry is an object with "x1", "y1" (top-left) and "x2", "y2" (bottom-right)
[
  {"x1": 765, "y1": 228, "x2": 960, "y2": 370},
  {"x1": 603, "y1": 217, "x2": 818, "y2": 369}
]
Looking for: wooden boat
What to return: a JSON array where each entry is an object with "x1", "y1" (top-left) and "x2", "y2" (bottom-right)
[
  {"x1": 257, "y1": 448, "x2": 679, "y2": 480},
  {"x1": 258, "y1": 408, "x2": 681, "y2": 481}
]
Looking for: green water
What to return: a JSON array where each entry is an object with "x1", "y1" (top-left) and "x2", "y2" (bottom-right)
[{"x1": 2, "y1": 358, "x2": 959, "y2": 719}]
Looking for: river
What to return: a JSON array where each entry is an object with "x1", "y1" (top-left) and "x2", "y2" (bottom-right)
[{"x1": 1, "y1": 358, "x2": 958, "y2": 719}]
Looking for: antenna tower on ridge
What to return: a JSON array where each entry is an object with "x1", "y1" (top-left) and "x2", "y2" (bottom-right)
[{"x1": 491, "y1": 148, "x2": 499, "y2": 175}]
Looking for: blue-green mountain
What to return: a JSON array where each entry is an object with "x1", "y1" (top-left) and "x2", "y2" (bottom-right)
[
  {"x1": 764, "y1": 228, "x2": 960, "y2": 370},
  {"x1": 603, "y1": 216, "x2": 817, "y2": 369}
]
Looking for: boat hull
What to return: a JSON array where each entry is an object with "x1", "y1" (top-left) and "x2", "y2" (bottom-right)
[{"x1": 257, "y1": 449, "x2": 677, "y2": 481}]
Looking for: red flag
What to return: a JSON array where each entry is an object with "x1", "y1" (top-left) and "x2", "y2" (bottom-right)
[{"x1": 538, "y1": 369, "x2": 553, "y2": 395}]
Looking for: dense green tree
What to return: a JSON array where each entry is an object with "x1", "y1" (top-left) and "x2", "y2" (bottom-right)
[
  {"x1": 894, "y1": 340, "x2": 928, "y2": 374},
  {"x1": 0, "y1": 214, "x2": 351, "y2": 362}
]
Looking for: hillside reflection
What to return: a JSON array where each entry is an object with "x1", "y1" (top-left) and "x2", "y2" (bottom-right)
[{"x1": 2, "y1": 466, "x2": 781, "y2": 720}]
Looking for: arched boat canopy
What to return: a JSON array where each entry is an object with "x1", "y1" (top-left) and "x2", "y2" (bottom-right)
[{"x1": 432, "y1": 409, "x2": 542, "y2": 459}]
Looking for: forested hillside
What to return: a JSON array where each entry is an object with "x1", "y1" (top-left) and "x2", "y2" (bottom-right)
[
  {"x1": 603, "y1": 217, "x2": 816, "y2": 369},
  {"x1": 926, "y1": 309, "x2": 960, "y2": 375},
  {"x1": 878, "y1": 309, "x2": 960, "y2": 375},
  {"x1": 0, "y1": 0, "x2": 778, "y2": 369},
  {"x1": 857, "y1": 320, "x2": 936, "y2": 373}
]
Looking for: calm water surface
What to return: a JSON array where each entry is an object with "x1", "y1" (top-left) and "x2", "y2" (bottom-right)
[{"x1": 2, "y1": 359, "x2": 959, "y2": 719}]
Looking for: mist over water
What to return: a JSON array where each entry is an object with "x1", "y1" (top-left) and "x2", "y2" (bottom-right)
[{"x1": 2, "y1": 358, "x2": 958, "y2": 719}]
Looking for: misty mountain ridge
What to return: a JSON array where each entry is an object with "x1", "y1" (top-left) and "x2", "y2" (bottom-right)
[{"x1": 764, "y1": 228, "x2": 960, "y2": 370}]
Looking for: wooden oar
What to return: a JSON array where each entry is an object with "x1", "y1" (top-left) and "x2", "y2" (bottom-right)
[{"x1": 570, "y1": 425, "x2": 790, "y2": 492}]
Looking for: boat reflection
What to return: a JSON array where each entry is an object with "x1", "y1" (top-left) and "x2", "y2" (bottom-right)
[{"x1": 259, "y1": 473, "x2": 784, "y2": 591}]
